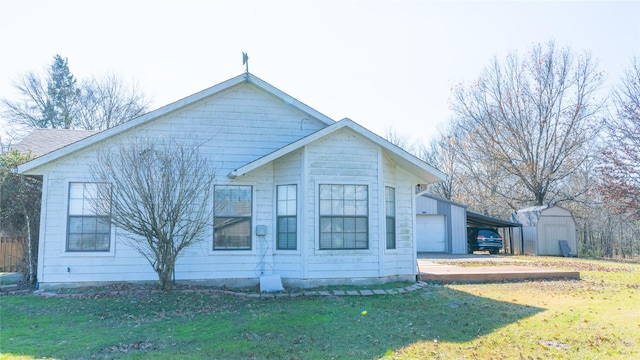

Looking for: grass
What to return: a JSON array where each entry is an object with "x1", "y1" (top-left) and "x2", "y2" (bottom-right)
[{"x1": 1, "y1": 257, "x2": 639, "y2": 359}]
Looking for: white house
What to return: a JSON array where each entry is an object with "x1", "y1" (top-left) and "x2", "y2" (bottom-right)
[{"x1": 18, "y1": 73, "x2": 447, "y2": 290}]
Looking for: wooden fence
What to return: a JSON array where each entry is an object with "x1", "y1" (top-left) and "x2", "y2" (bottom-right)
[{"x1": 0, "y1": 237, "x2": 25, "y2": 272}]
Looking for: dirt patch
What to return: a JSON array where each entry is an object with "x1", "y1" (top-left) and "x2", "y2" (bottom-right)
[
  {"x1": 323, "y1": 295, "x2": 346, "y2": 302},
  {"x1": 99, "y1": 340, "x2": 163, "y2": 356},
  {"x1": 540, "y1": 340, "x2": 569, "y2": 350}
]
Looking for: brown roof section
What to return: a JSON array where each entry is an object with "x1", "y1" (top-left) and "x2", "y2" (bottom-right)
[{"x1": 14, "y1": 129, "x2": 98, "y2": 157}]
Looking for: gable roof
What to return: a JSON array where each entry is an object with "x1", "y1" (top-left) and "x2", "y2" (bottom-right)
[
  {"x1": 14, "y1": 129, "x2": 97, "y2": 157},
  {"x1": 511, "y1": 205, "x2": 573, "y2": 227},
  {"x1": 229, "y1": 118, "x2": 448, "y2": 184},
  {"x1": 18, "y1": 73, "x2": 335, "y2": 174}
]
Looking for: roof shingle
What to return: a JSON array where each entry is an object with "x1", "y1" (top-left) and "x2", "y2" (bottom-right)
[{"x1": 14, "y1": 129, "x2": 98, "y2": 157}]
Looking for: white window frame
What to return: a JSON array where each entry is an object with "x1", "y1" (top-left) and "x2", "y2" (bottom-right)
[
  {"x1": 276, "y1": 184, "x2": 297, "y2": 250},
  {"x1": 318, "y1": 184, "x2": 369, "y2": 250},
  {"x1": 213, "y1": 185, "x2": 253, "y2": 251},
  {"x1": 66, "y1": 182, "x2": 112, "y2": 253},
  {"x1": 385, "y1": 186, "x2": 397, "y2": 250}
]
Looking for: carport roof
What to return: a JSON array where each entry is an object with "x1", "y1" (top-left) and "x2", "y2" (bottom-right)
[{"x1": 467, "y1": 211, "x2": 522, "y2": 228}]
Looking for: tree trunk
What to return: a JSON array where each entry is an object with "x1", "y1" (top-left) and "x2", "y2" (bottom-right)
[
  {"x1": 24, "y1": 212, "x2": 36, "y2": 284},
  {"x1": 156, "y1": 259, "x2": 175, "y2": 291}
]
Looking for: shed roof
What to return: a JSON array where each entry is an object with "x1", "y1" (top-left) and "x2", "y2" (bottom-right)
[
  {"x1": 511, "y1": 205, "x2": 574, "y2": 227},
  {"x1": 510, "y1": 206, "x2": 547, "y2": 227}
]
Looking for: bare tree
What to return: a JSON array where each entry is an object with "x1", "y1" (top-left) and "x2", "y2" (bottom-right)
[
  {"x1": 91, "y1": 138, "x2": 215, "y2": 290},
  {"x1": 1, "y1": 71, "x2": 52, "y2": 136},
  {"x1": 1, "y1": 55, "x2": 79, "y2": 131},
  {"x1": 76, "y1": 73, "x2": 149, "y2": 130},
  {"x1": 599, "y1": 57, "x2": 640, "y2": 219},
  {"x1": 1, "y1": 55, "x2": 149, "y2": 136},
  {"x1": 418, "y1": 126, "x2": 461, "y2": 201},
  {"x1": 383, "y1": 127, "x2": 415, "y2": 154},
  {"x1": 450, "y1": 41, "x2": 605, "y2": 207}
]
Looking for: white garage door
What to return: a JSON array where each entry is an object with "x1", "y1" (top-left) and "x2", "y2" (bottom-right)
[{"x1": 417, "y1": 215, "x2": 446, "y2": 252}]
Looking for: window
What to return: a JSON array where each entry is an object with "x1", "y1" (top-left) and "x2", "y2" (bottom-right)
[
  {"x1": 319, "y1": 184, "x2": 368, "y2": 249},
  {"x1": 277, "y1": 185, "x2": 297, "y2": 250},
  {"x1": 67, "y1": 182, "x2": 111, "y2": 251},
  {"x1": 385, "y1": 186, "x2": 396, "y2": 249},
  {"x1": 214, "y1": 185, "x2": 252, "y2": 250}
]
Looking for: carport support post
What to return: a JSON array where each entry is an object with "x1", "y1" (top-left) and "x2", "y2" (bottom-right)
[
  {"x1": 509, "y1": 228, "x2": 513, "y2": 255},
  {"x1": 519, "y1": 227, "x2": 524, "y2": 255}
]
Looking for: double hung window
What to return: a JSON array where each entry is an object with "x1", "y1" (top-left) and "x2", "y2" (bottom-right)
[
  {"x1": 276, "y1": 185, "x2": 297, "y2": 250},
  {"x1": 214, "y1": 185, "x2": 252, "y2": 250},
  {"x1": 319, "y1": 184, "x2": 368, "y2": 249},
  {"x1": 385, "y1": 186, "x2": 396, "y2": 249},
  {"x1": 67, "y1": 182, "x2": 111, "y2": 251}
]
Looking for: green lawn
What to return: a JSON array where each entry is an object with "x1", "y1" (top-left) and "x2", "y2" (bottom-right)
[{"x1": 1, "y1": 257, "x2": 638, "y2": 359}]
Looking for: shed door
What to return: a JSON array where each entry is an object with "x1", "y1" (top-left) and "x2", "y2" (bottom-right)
[
  {"x1": 417, "y1": 215, "x2": 446, "y2": 252},
  {"x1": 542, "y1": 224, "x2": 570, "y2": 256}
]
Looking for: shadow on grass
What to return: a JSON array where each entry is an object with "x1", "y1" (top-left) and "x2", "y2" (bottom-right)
[{"x1": 0, "y1": 284, "x2": 544, "y2": 359}]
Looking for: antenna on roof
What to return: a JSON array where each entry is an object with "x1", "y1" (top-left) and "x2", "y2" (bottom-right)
[{"x1": 242, "y1": 52, "x2": 249, "y2": 75}]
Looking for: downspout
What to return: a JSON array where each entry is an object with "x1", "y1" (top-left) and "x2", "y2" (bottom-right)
[
  {"x1": 412, "y1": 184, "x2": 418, "y2": 282},
  {"x1": 36, "y1": 174, "x2": 48, "y2": 285}
]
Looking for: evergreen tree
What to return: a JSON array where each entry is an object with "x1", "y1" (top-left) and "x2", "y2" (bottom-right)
[
  {"x1": 45, "y1": 55, "x2": 80, "y2": 128},
  {"x1": 1, "y1": 55, "x2": 148, "y2": 135}
]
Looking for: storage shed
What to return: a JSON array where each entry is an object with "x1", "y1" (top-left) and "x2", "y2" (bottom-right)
[
  {"x1": 510, "y1": 206, "x2": 577, "y2": 256},
  {"x1": 416, "y1": 193, "x2": 468, "y2": 254}
]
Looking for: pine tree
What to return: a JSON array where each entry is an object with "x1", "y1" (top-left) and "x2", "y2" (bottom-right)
[
  {"x1": 46, "y1": 55, "x2": 80, "y2": 128},
  {"x1": 2, "y1": 54, "x2": 147, "y2": 135}
]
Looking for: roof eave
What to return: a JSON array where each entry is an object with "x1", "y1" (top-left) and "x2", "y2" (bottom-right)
[
  {"x1": 228, "y1": 118, "x2": 448, "y2": 185},
  {"x1": 18, "y1": 73, "x2": 335, "y2": 175},
  {"x1": 247, "y1": 75, "x2": 335, "y2": 126}
]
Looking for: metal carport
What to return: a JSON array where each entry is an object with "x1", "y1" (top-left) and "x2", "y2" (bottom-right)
[{"x1": 466, "y1": 211, "x2": 523, "y2": 254}]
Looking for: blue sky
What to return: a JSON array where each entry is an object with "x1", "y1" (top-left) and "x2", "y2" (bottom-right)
[{"x1": 1, "y1": 0, "x2": 638, "y2": 144}]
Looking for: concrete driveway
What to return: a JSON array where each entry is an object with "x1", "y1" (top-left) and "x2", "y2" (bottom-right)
[{"x1": 416, "y1": 253, "x2": 579, "y2": 282}]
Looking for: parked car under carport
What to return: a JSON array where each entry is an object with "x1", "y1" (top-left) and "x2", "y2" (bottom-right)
[
  {"x1": 466, "y1": 211, "x2": 523, "y2": 254},
  {"x1": 467, "y1": 227, "x2": 503, "y2": 254}
]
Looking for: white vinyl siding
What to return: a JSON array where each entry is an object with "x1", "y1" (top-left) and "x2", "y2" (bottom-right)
[{"x1": 26, "y1": 78, "x2": 444, "y2": 288}]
